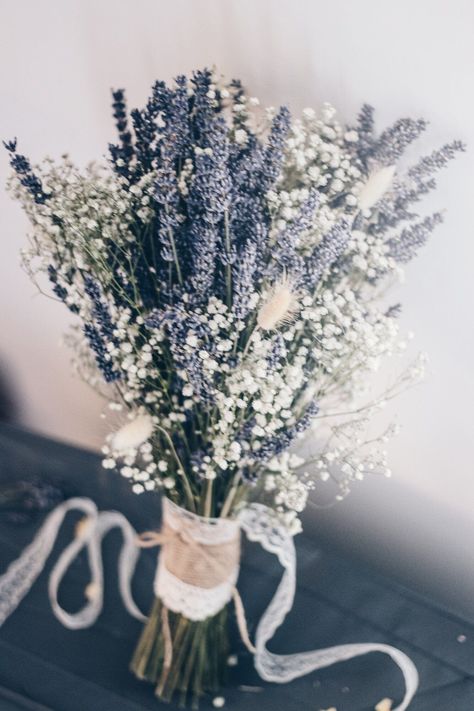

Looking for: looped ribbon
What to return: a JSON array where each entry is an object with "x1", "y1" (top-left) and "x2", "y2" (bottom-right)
[{"x1": 0, "y1": 497, "x2": 418, "y2": 710}]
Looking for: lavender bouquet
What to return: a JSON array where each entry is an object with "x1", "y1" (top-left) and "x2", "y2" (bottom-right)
[{"x1": 5, "y1": 69, "x2": 463, "y2": 705}]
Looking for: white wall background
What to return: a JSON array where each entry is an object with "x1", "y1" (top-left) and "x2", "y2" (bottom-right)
[{"x1": 1, "y1": 1, "x2": 473, "y2": 615}]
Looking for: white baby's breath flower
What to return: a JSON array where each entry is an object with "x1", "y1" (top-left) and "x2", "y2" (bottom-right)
[
  {"x1": 112, "y1": 413, "x2": 154, "y2": 452},
  {"x1": 234, "y1": 129, "x2": 248, "y2": 145},
  {"x1": 358, "y1": 165, "x2": 396, "y2": 210}
]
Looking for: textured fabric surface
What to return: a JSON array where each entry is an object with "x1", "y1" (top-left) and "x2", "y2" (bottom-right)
[{"x1": 0, "y1": 422, "x2": 473, "y2": 710}]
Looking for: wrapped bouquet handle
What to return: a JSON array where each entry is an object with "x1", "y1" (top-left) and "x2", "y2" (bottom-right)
[{"x1": 0, "y1": 496, "x2": 417, "y2": 708}]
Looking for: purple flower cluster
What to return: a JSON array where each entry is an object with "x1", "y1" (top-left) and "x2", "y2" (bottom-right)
[
  {"x1": 83, "y1": 278, "x2": 121, "y2": 382},
  {"x1": 104, "y1": 71, "x2": 302, "y2": 334},
  {"x1": 109, "y1": 89, "x2": 134, "y2": 179},
  {"x1": 303, "y1": 218, "x2": 351, "y2": 289},
  {"x1": 253, "y1": 401, "x2": 320, "y2": 463},
  {"x1": 3, "y1": 139, "x2": 49, "y2": 204},
  {"x1": 266, "y1": 190, "x2": 321, "y2": 281},
  {"x1": 188, "y1": 117, "x2": 232, "y2": 299},
  {"x1": 386, "y1": 212, "x2": 444, "y2": 263},
  {"x1": 83, "y1": 323, "x2": 120, "y2": 383},
  {"x1": 346, "y1": 109, "x2": 465, "y2": 261}
]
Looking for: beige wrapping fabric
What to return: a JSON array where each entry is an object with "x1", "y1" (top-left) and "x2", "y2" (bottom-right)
[
  {"x1": 160, "y1": 522, "x2": 241, "y2": 590},
  {"x1": 137, "y1": 498, "x2": 243, "y2": 621},
  {"x1": 138, "y1": 503, "x2": 254, "y2": 650}
]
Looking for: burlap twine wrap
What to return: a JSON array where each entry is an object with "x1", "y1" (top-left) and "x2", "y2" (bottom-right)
[
  {"x1": 137, "y1": 498, "x2": 254, "y2": 660},
  {"x1": 157, "y1": 520, "x2": 240, "y2": 590}
]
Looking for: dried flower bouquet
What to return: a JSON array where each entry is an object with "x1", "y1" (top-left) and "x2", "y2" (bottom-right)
[{"x1": 5, "y1": 68, "x2": 463, "y2": 705}]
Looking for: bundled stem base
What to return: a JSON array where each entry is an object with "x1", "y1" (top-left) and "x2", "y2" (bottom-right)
[{"x1": 131, "y1": 597, "x2": 229, "y2": 708}]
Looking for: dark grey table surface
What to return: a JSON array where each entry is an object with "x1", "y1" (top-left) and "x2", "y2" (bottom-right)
[{"x1": 0, "y1": 422, "x2": 473, "y2": 711}]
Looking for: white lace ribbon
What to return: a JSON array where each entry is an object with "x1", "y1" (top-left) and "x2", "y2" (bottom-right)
[
  {"x1": 0, "y1": 497, "x2": 145, "y2": 629},
  {"x1": 238, "y1": 503, "x2": 418, "y2": 711},
  {"x1": 0, "y1": 497, "x2": 418, "y2": 709}
]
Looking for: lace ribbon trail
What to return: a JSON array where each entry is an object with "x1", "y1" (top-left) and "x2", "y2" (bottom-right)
[
  {"x1": 0, "y1": 497, "x2": 145, "y2": 628},
  {"x1": 0, "y1": 497, "x2": 418, "y2": 710},
  {"x1": 238, "y1": 504, "x2": 418, "y2": 711}
]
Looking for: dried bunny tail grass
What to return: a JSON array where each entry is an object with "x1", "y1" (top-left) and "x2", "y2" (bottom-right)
[
  {"x1": 358, "y1": 164, "x2": 396, "y2": 210},
  {"x1": 111, "y1": 413, "x2": 154, "y2": 452},
  {"x1": 256, "y1": 275, "x2": 300, "y2": 331}
]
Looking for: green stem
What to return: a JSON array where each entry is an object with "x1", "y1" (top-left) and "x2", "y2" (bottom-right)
[
  {"x1": 242, "y1": 323, "x2": 257, "y2": 358},
  {"x1": 203, "y1": 478, "x2": 213, "y2": 517},
  {"x1": 220, "y1": 472, "x2": 242, "y2": 518},
  {"x1": 131, "y1": 598, "x2": 229, "y2": 706},
  {"x1": 155, "y1": 425, "x2": 196, "y2": 512},
  {"x1": 165, "y1": 205, "x2": 183, "y2": 286},
  {"x1": 224, "y1": 210, "x2": 232, "y2": 307}
]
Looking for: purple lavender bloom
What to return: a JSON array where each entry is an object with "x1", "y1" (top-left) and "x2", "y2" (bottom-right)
[
  {"x1": 386, "y1": 212, "x2": 443, "y2": 263},
  {"x1": 130, "y1": 80, "x2": 171, "y2": 179},
  {"x1": 84, "y1": 277, "x2": 119, "y2": 345},
  {"x1": 166, "y1": 75, "x2": 192, "y2": 160},
  {"x1": 188, "y1": 117, "x2": 231, "y2": 298},
  {"x1": 47, "y1": 265, "x2": 80, "y2": 314},
  {"x1": 266, "y1": 190, "x2": 321, "y2": 281},
  {"x1": 352, "y1": 112, "x2": 427, "y2": 168},
  {"x1": 109, "y1": 88, "x2": 134, "y2": 179},
  {"x1": 385, "y1": 303, "x2": 402, "y2": 318},
  {"x1": 232, "y1": 240, "x2": 258, "y2": 320},
  {"x1": 260, "y1": 107, "x2": 291, "y2": 191},
  {"x1": 228, "y1": 142, "x2": 268, "y2": 262},
  {"x1": 3, "y1": 139, "x2": 49, "y2": 204},
  {"x1": 83, "y1": 323, "x2": 120, "y2": 383},
  {"x1": 408, "y1": 140, "x2": 466, "y2": 184},
  {"x1": 190, "y1": 69, "x2": 215, "y2": 142},
  {"x1": 371, "y1": 118, "x2": 427, "y2": 166},
  {"x1": 47, "y1": 265, "x2": 68, "y2": 302},
  {"x1": 303, "y1": 218, "x2": 351, "y2": 289},
  {"x1": 146, "y1": 307, "x2": 213, "y2": 401},
  {"x1": 351, "y1": 104, "x2": 375, "y2": 168},
  {"x1": 227, "y1": 110, "x2": 291, "y2": 293},
  {"x1": 370, "y1": 140, "x2": 465, "y2": 237},
  {"x1": 253, "y1": 401, "x2": 319, "y2": 463},
  {"x1": 153, "y1": 152, "x2": 183, "y2": 290},
  {"x1": 267, "y1": 333, "x2": 285, "y2": 370}
]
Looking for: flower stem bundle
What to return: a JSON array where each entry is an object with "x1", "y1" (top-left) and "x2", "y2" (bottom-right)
[{"x1": 131, "y1": 598, "x2": 229, "y2": 708}]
